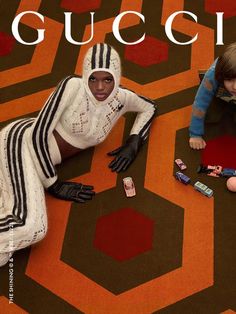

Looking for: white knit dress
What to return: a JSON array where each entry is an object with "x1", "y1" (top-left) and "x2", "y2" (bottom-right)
[{"x1": 0, "y1": 43, "x2": 157, "y2": 266}]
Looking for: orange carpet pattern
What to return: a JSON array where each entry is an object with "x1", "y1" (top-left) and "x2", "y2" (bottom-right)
[{"x1": 1, "y1": 0, "x2": 236, "y2": 313}]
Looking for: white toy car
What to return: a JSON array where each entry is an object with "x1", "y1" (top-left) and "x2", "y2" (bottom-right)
[
  {"x1": 194, "y1": 181, "x2": 213, "y2": 197},
  {"x1": 123, "y1": 177, "x2": 136, "y2": 197}
]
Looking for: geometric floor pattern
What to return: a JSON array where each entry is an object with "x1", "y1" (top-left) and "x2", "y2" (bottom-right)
[{"x1": 1, "y1": 0, "x2": 236, "y2": 313}]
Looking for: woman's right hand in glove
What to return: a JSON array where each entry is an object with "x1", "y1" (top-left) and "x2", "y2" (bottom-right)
[{"x1": 47, "y1": 180, "x2": 95, "y2": 203}]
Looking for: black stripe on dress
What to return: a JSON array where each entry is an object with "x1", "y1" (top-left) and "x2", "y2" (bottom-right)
[
  {"x1": 105, "y1": 44, "x2": 111, "y2": 68},
  {"x1": 99, "y1": 43, "x2": 104, "y2": 68},
  {"x1": 0, "y1": 119, "x2": 33, "y2": 232},
  {"x1": 91, "y1": 44, "x2": 97, "y2": 69},
  {"x1": 32, "y1": 76, "x2": 73, "y2": 179}
]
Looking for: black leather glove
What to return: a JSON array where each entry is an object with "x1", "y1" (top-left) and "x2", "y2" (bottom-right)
[
  {"x1": 47, "y1": 180, "x2": 95, "y2": 203},
  {"x1": 107, "y1": 134, "x2": 142, "y2": 172}
]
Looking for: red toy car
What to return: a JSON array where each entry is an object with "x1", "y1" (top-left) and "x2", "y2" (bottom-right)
[{"x1": 123, "y1": 177, "x2": 136, "y2": 197}]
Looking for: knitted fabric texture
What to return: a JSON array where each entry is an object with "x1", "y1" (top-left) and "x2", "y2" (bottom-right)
[
  {"x1": 0, "y1": 121, "x2": 48, "y2": 255},
  {"x1": 0, "y1": 44, "x2": 156, "y2": 265},
  {"x1": 82, "y1": 43, "x2": 121, "y2": 106}
]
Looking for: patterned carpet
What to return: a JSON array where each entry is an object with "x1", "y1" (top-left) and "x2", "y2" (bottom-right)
[{"x1": 0, "y1": 0, "x2": 236, "y2": 313}]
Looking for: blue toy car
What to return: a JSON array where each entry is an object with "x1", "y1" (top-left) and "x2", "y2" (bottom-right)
[
  {"x1": 175, "y1": 171, "x2": 191, "y2": 185},
  {"x1": 221, "y1": 168, "x2": 236, "y2": 177}
]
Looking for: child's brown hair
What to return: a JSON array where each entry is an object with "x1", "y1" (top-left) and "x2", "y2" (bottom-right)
[{"x1": 215, "y1": 42, "x2": 236, "y2": 83}]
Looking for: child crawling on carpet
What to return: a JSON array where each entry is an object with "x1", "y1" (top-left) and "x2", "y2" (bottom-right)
[
  {"x1": 0, "y1": 43, "x2": 157, "y2": 267},
  {"x1": 189, "y1": 42, "x2": 236, "y2": 192}
]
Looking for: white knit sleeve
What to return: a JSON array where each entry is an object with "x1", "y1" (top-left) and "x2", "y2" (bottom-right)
[
  {"x1": 29, "y1": 75, "x2": 82, "y2": 188},
  {"x1": 121, "y1": 88, "x2": 157, "y2": 141}
]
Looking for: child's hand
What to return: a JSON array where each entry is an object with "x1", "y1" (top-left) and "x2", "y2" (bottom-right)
[{"x1": 189, "y1": 137, "x2": 206, "y2": 150}]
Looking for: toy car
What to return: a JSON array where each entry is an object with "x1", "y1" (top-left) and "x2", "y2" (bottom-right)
[
  {"x1": 123, "y1": 177, "x2": 136, "y2": 197},
  {"x1": 221, "y1": 168, "x2": 236, "y2": 177},
  {"x1": 197, "y1": 164, "x2": 223, "y2": 177},
  {"x1": 175, "y1": 159, "x2": 187, "y2": 170},
  {"x1": 175, "y1": 171, "x2": 191, "y2": 185},
  {"x1": 194, "y1": 181, "x2": 213, "y2": 197}
]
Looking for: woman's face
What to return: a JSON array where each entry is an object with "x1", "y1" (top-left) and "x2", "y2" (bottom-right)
[
  {"x1": 224, "y1": 78, "x2": 236, "y2": 96},
  {"x1": 88, "y1": 71, "x2": 115, "y2": 101}
]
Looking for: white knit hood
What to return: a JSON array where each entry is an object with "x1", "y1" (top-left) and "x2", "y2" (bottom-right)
[{"x1": 82, "y1": 43, "x2": 121, "y2": 106}]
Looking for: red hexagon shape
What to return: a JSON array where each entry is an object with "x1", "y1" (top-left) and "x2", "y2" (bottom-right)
[
  {"x1": 93, "y1": 207, "x2": 154, "y2": 261},
  {"x1": 124, "y1": 36, "x2": 169, "y2": 67},
  {"x1": 0, "y1": 32, "x2": 15, "y2": 56},
  {"x1": 205, "y1": 0, "x2": 236, "y2": 19},
  {"x1": 201, "y1": 135, "x2": 236, "y2": 169},
  {"x1": 60, "y1": 0, "x2": 101, "y2": 14}
]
